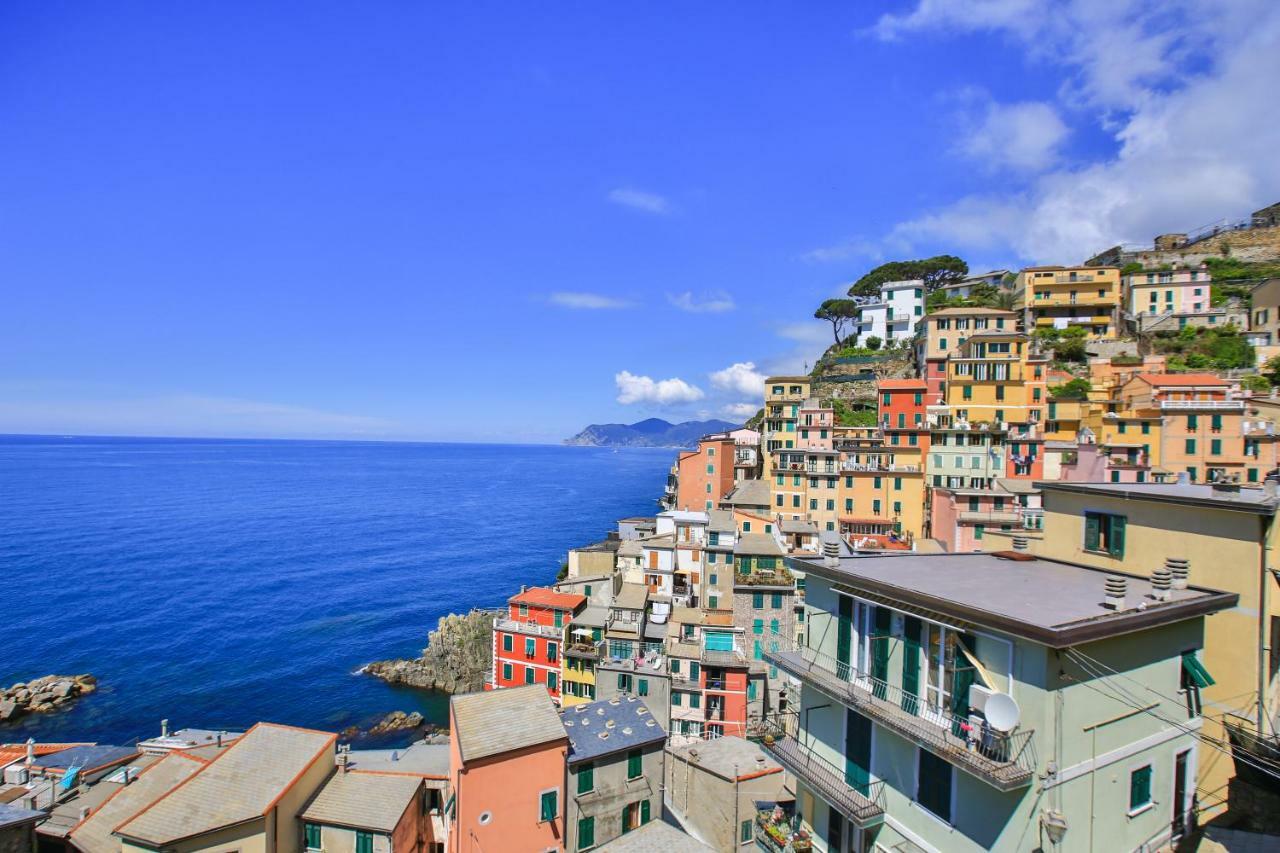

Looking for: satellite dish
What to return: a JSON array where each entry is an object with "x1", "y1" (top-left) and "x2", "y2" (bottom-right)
[{"x1": 984, "y1": 692, "x2": 1021, "y2": 733}]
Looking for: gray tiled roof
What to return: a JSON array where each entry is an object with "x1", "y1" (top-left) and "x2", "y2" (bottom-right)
[
  {"x1": 0, "y1": 803, "x2": 45, "y2": 830},
  {"x1": 707, "y1": 509, "x2": 736, "y2": 533},
  {"x1": 613, "y1": 583, "x2": 648, "y2": 610},
  {"x1": 596, "y1": 819, "x2": 714, "y2": 851},
  {"x1": 1037, "y1": 480, "x2": 1279, "y2": 513},
  {"x1": 116, "y1": 723, "x2": 336, "y2": 846},
  {"x1": 451, "y1": 685, "x2": 566, "y2": 764},
  {"x1": 346, "y1": 742, "x2": 450, "y2": 777},
  {"x1": 301, "y1": 771, "x2": 422, "y2": 833},
  {"x1": 735, "y1": 533, "x2": 785, "y2": 557},
  {"x1": 722, "y1": 479, "x2": 770, "y2": 506},
  {"x1": 561, "y1": 695, "x2": 666, "y2": 764},
  {"x1": 71, "y1": 753, "x2": 205, "y2": 853}
]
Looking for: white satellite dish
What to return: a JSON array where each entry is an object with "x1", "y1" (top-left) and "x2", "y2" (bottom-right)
[{"x1": 983, "y1": 692, "x2": 1020, "y2": 733}]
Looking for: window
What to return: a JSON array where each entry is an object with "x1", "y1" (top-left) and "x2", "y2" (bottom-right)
[
  {"x1": 578, "y1": 762, "x2": 594, "y2": 794},
  {"x1": 554, "y1": 610, "x2": 563, "y2": 628},
  {"x1": 752, "y1": 592, "x2": 764, "y2": 608},
  {"x1": 1084, "y1": 512, "x2": 1126, "y2": 558},
  {"x1": 548, "y1": 672, "x2": 558, "y2": 692},
  {"x1": 627, "y1": 748, "x2": 643, "y2": 779},
  {"x1": 540, "y1": 789, "x2": 558, "y2": 823},
  {"x1": 1185, "y1": 438, "x2": 1197, "y2": 455},
  {"x1": 525, "y1": 638, "x2": 536, "y2": 658},
  {"x1": 503, "y1": 634, "x2": 513, "y2": 652},
  {"x1": 771, "y1": 593, "x2": 783, "y2": 608},
  {"x1": 1129, "y1": 765, "x2": 1153, "y2": 813},
  {"x1": 524, "y1": 666, "x2": 535, "y2": 684},
  {"x1": 690, "y1": 692, "x2": 701, "y2": 709},
  {"x1": 502, "y1": 662, "x2": 512, "y2": 680},
  {"x1": 747, "y1": 680, "x2": 757, "y2": 700},
  {"x1": 916, "y1": 749, "x2": 953, "y2": 822},
  {"x1": 753, "y1": 618, "x2": 763, "y2": 635},
  {"x1": 672, "y1": 691, "x2": 682, "y2": 706},
  {"x1": 1187, "y1": 414, "x2": 1198, "y2": 431},
  {"x1": 617, "y1": 673, "x2": 632, "y2": 691},
  {"x1": 741, "y1": 819, "x2": 753, "y2": 842},
  {"x1": 548, "y1": 641, "x2": 558, "y2": 662},
  {"x1": 305, "y1": 824, "x2": 322, "y2": 851},
  {"x1": 638, "y1": 678, "x2": 648, "y2": 696},
  {"x1": 578, "y1": 816, "x2": 594, "y2": 850},
  {"x1": 519, "y1": 603, "x2": 529, "y2": 617},
  {"x1": 690, "y1": 662, "x2": 699, "y2": 679}
]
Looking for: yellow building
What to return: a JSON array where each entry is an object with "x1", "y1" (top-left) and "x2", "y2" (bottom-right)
[
  {"x1": 1016, "y1": 265, "x2": 1123, "y2": 339},
  {"x1": 835, "y1": 446, "x2": 926, "y2": 542},
  {"x1": 1030, "y1": 481, "x2": 1280, "y2": 819},
  {"x1": 761, "y1": 376, "x2": 810, "y2": 476},
  {"x1": 943, "y1": 331, "x2": 1045, "y2": 427}
]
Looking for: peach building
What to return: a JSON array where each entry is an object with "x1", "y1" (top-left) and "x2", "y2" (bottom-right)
[
  {"x1": 1117, "y1": 373, "x2": 1246, "y2": 483},
  {"x1": 675, "y1": 434, "x2": 737, "y2": 512},
  {"x1": 448, "y1": 685, "x2": 568, "y2": 853}
]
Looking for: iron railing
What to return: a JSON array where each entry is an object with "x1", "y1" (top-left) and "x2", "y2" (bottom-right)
[{"x1": 757, "y1": 715, "x2": 886, "y2": 827}]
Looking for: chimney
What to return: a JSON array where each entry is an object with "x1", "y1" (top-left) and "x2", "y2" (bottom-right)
[
  {"x1": 1011, "y1": 536, "x2": 1028, "y2": 552},
  {"x1": 823, "y1": 540, "x2": 840, "y2": 568},
  {"x1": 216, "y1": 732, "x2": 223, "y2": 748},
  {"x1": 337, "y1": 752, "x2": 350, "y2": 773},
  {"x1": 1103, "y1": 576, "x2": 1127, "y2": 610},
  {"x1": 25, "y1": 738, "x2": 34, "y2": 766},
  {"x1": 1150, "y1": 565, "x2": 1172, "y2": 602},
  {"x1": 1167, "y1": 558, "x2": 1190, "y2": 590},
  {"x1": 161, "y1": 719, "x2": 169, "y2": 738}
]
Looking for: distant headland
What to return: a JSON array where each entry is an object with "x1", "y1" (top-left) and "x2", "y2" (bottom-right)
[{"x1": 563, "y1": 417, "x2": 739, "y2": 448}]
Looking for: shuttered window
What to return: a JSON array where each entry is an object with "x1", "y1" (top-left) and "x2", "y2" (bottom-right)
[
  {"x1": 578, "y1": 816, "x2": 594, "y2": 849},
  {"x1": 305, "y1": 824, "x2": 322, "y2": 851},
  {"x1": 1129, "y1": 765, "x2": 1153, "y2": 812},
  {"x1": 355, "y1": 832, "x2": 373, "y2": 853},
  {"x1": 1084, "y1": 512, "x2": 1126, "y2": 557},
  {"x1": 916, "y1": 749, "x2": 953, "y2": 822},
  {"x1": 578, "y1": 762, "x2": 594, "y2": 794},
  {"x1": 540, "y1": 789, "x2": 558, "y2": 822},
  {"x1": 627, "y1": 749, "x2": 643, "y2": 779}
]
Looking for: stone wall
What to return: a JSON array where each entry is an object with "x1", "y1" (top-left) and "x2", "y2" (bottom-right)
[
  {"x1": 1089, "y1": 223, "x2": 1280, "y2": 268},
  {"x1": 0, "y1": 824, "x2": 35, "y2": 853}
]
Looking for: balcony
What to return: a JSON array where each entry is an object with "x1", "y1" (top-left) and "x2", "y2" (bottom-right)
[
  {"x1": 758, "y1": 717, "x2": 885, "y2": 828},
  {"x1": 839, "y1": 461, "x2": 921, "y2": 473},
  {"x1": 493, "y1": 617, "x2": 563, "y2": 639},
  {"x1": 734, "y1": 568, "x2": 795, "y2": 588},
  {"x1": 1158, "y1": 399, "x2": 1244, "y2": 411},
  {"x1": 764, "y1": 647, "x2": 1037, "y2": 791},
  {"x1": 957, "y1": 510, "x2": 1021, "y2": 524},
  {"x1": 564, "y1": 640, "x2": 601, "y2": 660}
]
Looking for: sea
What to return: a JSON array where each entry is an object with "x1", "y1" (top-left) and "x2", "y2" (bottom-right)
[{"x1": 0, "y1": 435, "x2": 672, "y2": 746}]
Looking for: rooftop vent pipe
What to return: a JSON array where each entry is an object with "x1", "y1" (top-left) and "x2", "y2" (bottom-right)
[
  {"x1": 1167, "y1": 558, "x2": 1189, "y2": 590},
  {"x1": 1104, "y1": 576, "x2": 1127, "y2": 611},
  {"x1": 1150, "y1": 566, "x2": 1172, "y2": 602}
]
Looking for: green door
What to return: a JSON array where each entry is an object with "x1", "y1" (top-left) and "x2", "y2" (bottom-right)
[
  {"x1": 845, "y1": 708, "x2": 872, "y2": 796},
  {"x1": 836, "y1": 595, "x2": 853, "y2": 680},
  {"x1": 951, "y1": 636, "x2": 977, "y2": 738}
]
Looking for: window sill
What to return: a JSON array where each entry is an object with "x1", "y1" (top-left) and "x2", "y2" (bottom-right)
[
  {"x1": 1082, "y1": 548, "x2": 1120, "y2": 559},
  {"x1": 1127, "y1": 802, "x2": 1154, "y2": 819}
]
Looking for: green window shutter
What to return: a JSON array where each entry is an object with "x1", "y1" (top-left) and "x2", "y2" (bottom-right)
[
  {"x1": 627, "y1": 749, "x2": 642, "y2": 779},
  {"x1": 355, "y1": 833, "x2": 373, "y2": 853},
  {"x1": 578, "y1": 763, "x2": 594, "y2": 794},
  {"x1": 845, "y1": 708, "x2": 872, "y2": 796},
  {"x1": 578, "y1": 816, "x2": 594, "y2": 849},
  {"x1": 554, "y1": 610, "x2": 563, "y2": 628},
  {"x1": 305, "y1": 824, "x2": 322, "y2": 850},
  {"x1": 752, "y1": 592, "x2": 763, "y2": 608},
  {"x1": 1182, "y1": 651, "x2": 1215, "y2": 688},
  {"x1": 1109, "y1": 515, "x2": 1126, "y2": 558},
  {"x1": 640, "y1": 799, "x2": 651, "y2": 824},
  {"x1": 1084, "y1": 514, "x2": 1101, "y2": 551},
  {"x1": 747, "y1": 680, "x2": 757, "y2": 700},
  {"x1": 771, "y1": 593, "x2": 782, "y2": 608},
  {"x1": 525, "y1": 638, "x2": 535, "y2": 657},
  {"x1": 690, "y1": 693, "x2": 701, "y2": 708},
  {"x1": 638, "y1": 678, "x2": 648, "y2": 696},
  {"x1": 753, "y1": 639, "x2": 762, "y2": 660},
  {"x1": 1211, "y1": 439, "x2": 1221, "y2": 455},
  {"x1": 901, "y1": 616, "x2": 921, "y2": 713},
  {"x1": 548, "y1": 672, "x2": 558, "y2": 692},
  {"x1": 622, "y1": 805, "x2": 631, "y2": 834},
  {"x1": 502, "y1": 663, "x2": 512, "y2": 680},
  {"x1": 752, "y1": 618, "x2": 763, "y2": 635},
  {"x1": 1186, "y1": 438, "x2": 1196, "y2": 454},
  {"x1": 540, "y1": 789, "x2": 557, "y2": 822},
  {"x1": 524, "y1": 666, "x2": 534, "y2": 684},
  {"x1": 690, "y1": 662, "x2": 699, "y2": 679},
  {"x1": 770, "y1": 618, "x2": 779, "y2": 635},
  {"x1": 1130, "y1": 765, "x2": 1152, "y2": 810},
  {"x1": 836, "y1": 595, "x2": 853, "y2": 679},
  {"x1": 1212, "y1": 414, "x2": 1222, "y2": 430},
  {"x1": 672, "y1": 691, "x2": 682, "y2": 706},
  {"x1": 617, "y1": 673, "x2": 626, "y2": 689},
  {"x1": 871, "y1": 607, "x2": 891, "y2": 699},
  {"x1": 503, "y1": 634, "x2": 512, "y2": 652}
]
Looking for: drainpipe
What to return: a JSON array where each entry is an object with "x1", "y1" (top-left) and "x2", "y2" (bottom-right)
[{"x1": 1260, "y1": 511, "x2": 1274, "y2": 735}]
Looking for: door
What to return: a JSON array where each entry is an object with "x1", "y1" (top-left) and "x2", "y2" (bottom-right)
[
  {"x1": 837, "y1": 595, "x2": 853, "y2": 680},
  {"x1": 1172, "y1": 749, "x2": 1191, "y2": 837},
  {"x1": 845, "y1": 708, "x2": 872, "y2": 796}
]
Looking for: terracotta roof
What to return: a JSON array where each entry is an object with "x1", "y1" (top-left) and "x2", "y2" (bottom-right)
[
  {"x1": 877, "y1": 379, "x2": 928, "y2": 390},
  {"x1": 1136, "y1": 372, "x2": 1230, "y2": 387},
  {"x1": 0, "y1": 743, "x2": 90, "y2": 764},
  {"x1": 926, "y1": 307, "x2": 1016, "y2": 316},
  {"x1": 508, "y1": 587, "x2": 587, "y2": 611}
]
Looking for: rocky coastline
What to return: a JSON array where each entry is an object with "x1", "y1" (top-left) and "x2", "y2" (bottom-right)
[
  {"x1": 364, "y1": 609, "x2": 496, "y2": 695},
  {"x1": 0, "y1": 674, "x2": 97, "y2": 722}
]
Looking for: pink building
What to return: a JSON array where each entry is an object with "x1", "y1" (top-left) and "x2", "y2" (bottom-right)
[
  {"x1": 1125, "y1": 266, "x2": 1212, "y2": 318},
  {"x1": 929, "y1": 480, "x2": 1042, "y2": 551},
  {"x1": 448, "y1": 685, "x2": 569, "y2": 853}
]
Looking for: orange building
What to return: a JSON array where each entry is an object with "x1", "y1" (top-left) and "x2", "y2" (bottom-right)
[
  {"x1": 448, "y1": 685, "x2": 569, "y2": 853},
  {"x1": 492, "y1": 587, "x2": 586, "y2": 701},
  {"x1": 1117, "y1": 373, "x2": 1246, "y2": 483},
  {"x1": 675, "y1": 433, "x2": 737, "y2": 512},
  {"x1": 878, "y1": 379, "x2": 931, "y2": 456}
]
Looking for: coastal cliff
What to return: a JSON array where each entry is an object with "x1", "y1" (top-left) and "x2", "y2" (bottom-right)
[
  {"x1": 564, "y1": 417, "x2": 738, "y2": 448},
  {"x1": 365, "y1": 609, "x2": 496, "y2": 694}
]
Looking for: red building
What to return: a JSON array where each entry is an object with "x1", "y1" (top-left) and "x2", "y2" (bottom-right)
[
  {"x1": 1005, "y1": 434, "x2": 1045, "y2": 479},
  {"x1": 878, "y1": 379, "x2": 932, "y2": 456},
  {"x1": 491, "y1": 587, "x2": 586, "y2": 701}
]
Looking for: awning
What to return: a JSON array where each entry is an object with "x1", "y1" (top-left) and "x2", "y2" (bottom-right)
[{"x1": 1182, "y1": 652, "x2": 1215, "y2": 689}]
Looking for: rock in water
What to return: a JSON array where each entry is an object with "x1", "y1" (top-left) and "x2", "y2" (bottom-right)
[
  {"x1": 365, "y1": 609, "x2": 495, "y2": 694},
  {"x1": 0, "y1": 674, "x2": 96, "y2": 721}
]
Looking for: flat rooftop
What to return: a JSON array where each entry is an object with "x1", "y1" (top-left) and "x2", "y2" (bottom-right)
[
  {"x1": 790, "y1": 551, "x2": 1238, "y2": 647},
  {"x1": 346, "y1": 741, "x2": 449, "y2": 777},
  {"x1": 668, "y1": 735, "x2": 780, "y2": 782},
  {"x1": 1038, "y1": 480, "x2": 1279, "y2": 514}
]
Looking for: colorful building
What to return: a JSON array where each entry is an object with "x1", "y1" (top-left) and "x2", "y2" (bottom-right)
[
  {"x1": 491, "y1": 587, "x2": 587, "y2": 701},
  {"x1": 852, "y1": 280, "x2": 926, "y2": 347},
  {"x1": 1117, "y1": 373, "x2": 1245, "y2": 483},
  {"x1": 1015, "y1": 264, "x2": 1123, "y2": 339},
  {"x1": 447, "y1": 686, "x2": 568, "y2": 853},
  {"x1": 675, "y1": 434, "x2": 737, "y2": 513},
  {"x1": 761, "y1": 377, "x2": 810, "y2": 475},
  {"x1": 914, "y1": 307, "x2": 1017, "y2": 405},
  {"x1": 928, "y1": 479, "x2": 1042, "y2": 551}
]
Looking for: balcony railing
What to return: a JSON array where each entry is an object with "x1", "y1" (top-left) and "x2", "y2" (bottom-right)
[
  {"x1": 839, "y1": 462, "x2": 921, "y2": 473},
  {"x1": 493, "y1": 617, "x2": 563, "y2": 639},
  {"x1": 1158, "y1": 399, "x2": 1244, "y2": 410},
  {"x1": 734, "y1": 568, "x2": 795, "y2": 587},
  {"x1": 957, "y1": 510, "x2": 1021, "y2": 524},
  {"x1": 764, "y1": 646, "x2": 1037, "y2": 791},
  {"x1": 758, "y1": 716, "x2": 886, "y2": 828},
  {"x1": 564, "y1": 640, "x2": 601, "y2": 659}
]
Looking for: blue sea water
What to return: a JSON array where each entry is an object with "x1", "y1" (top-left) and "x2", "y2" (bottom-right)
[{"x1": 0, "y1": 436, "x2": 671, "y2": 745}]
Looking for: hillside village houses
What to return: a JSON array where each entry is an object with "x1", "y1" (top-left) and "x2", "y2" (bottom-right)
[{"x1": 10, "y1": 237, "x2": 1280, "y2": 853}]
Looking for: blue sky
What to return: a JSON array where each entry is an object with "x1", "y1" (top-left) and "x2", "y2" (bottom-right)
[{"x1": 2, "y1": 1, "x2": 1277, "y2": 442}]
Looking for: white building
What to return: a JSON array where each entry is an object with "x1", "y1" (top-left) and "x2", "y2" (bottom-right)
[{"x1": 853, "y1": 280, "x2": 925, "y2": 347}]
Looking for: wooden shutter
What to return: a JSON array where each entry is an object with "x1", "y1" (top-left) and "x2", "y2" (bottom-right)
[
  {"x1": 1109, "y1": 515, "x2": 1126, "y2": 558},
  {"x1": 1084, "y1": 514, "x2": 1101, "y2": 551},
  {"x1": 872, "y1": 607, "x2": 891, "y2": 699},
  {"x1": 836, "y1": 595, "x2": 853, "y2": 680},
  {"x1": 845, "y1": 709, "x2": 872, "y2": 796},
  {"x1": 901, "y1": 616, "x2": 921, "y2": 714}
]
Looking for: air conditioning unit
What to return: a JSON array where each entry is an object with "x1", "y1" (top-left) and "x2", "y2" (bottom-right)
[
  {"x1": 969, "y1": 684, "x2": 996, "y2": 715},
  {"x1": 4, "y1": 765, "x2": 29, "y2": 785}
]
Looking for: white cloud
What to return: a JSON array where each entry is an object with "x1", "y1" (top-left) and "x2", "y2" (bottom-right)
[
  {"x1": 867, "y1": 0, "x2": 1280, "y2": 264},
  {"x1": 801, "y1": 235, "x2": 882, "y2": 264},
  {"x1": 668, "y1": 291, "x2": 736, "y2": 313},
  {"x1": 614, "y1": 371, "x2": 705, "y2": 405},
  {"x1": 776, "y1": 322, "x2": 832, "y2": 346},
  {"x1": 548, "y1": 291, "x2": 635, "y2": 310},
  {"x1": 607, "y1": 187, "x2": 672, "y2": 215},
  {"x1": 709, "y1": 361, "x2": 767, "y2": 397},
  {"x1": 722, "y1": 402, "x2": 759, "y2": 419},
  {"x1": 955, "y1": 91, "x2": 1069, "y2": 172}
]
